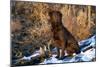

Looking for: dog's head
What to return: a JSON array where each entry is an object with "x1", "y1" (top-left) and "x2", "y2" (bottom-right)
[{"x1": 49, "y1": 11, "x2": 62, "y2": 23}]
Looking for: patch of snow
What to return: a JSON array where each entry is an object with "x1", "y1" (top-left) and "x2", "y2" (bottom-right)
[
  {"x1": 79, "y1": 35, "x2": 96, "y2": 51},
  {"x1": 21, "y1": 50, "x2": 40, "y2": 60},
  {"x1": 19, "y1": 35, "x2": 96, "y2": 64},
  {"x1": 81, "y1": 48, "x2": 95, "y2": 61},
  {"x1": 40, "y1": 55, "x2": 63, "y2": 64},
  {"x1": 41, "y1": 35, "x2": 96, "y2": 64}
]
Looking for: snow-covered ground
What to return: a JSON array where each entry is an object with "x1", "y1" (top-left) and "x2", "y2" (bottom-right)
[{"x1": 20, "y1": 35, "x2": 96, "y2": 64}]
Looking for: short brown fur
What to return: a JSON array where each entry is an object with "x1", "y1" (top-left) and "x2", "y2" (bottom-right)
[{"x1": 49, "y1": 11, "x2": 80, "y2": 59}]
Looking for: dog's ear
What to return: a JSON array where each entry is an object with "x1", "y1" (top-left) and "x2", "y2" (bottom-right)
[
  {"x1": 57, "y1": 11, "x2": 62, "y2": 18},
  {"x1": 59, "y1": 12, "x2": 62, "y2": 18},
  {"x1": 48, "y1": 11, "x2": 53, "y2": 21},
  {"x1": 48, "y1": 11, "x2": 52, "y2": 17}
]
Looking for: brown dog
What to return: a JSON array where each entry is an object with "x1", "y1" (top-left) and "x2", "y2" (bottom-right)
[{"x1": 48, "y1": 11, "x2": 80, "y2": 59}]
